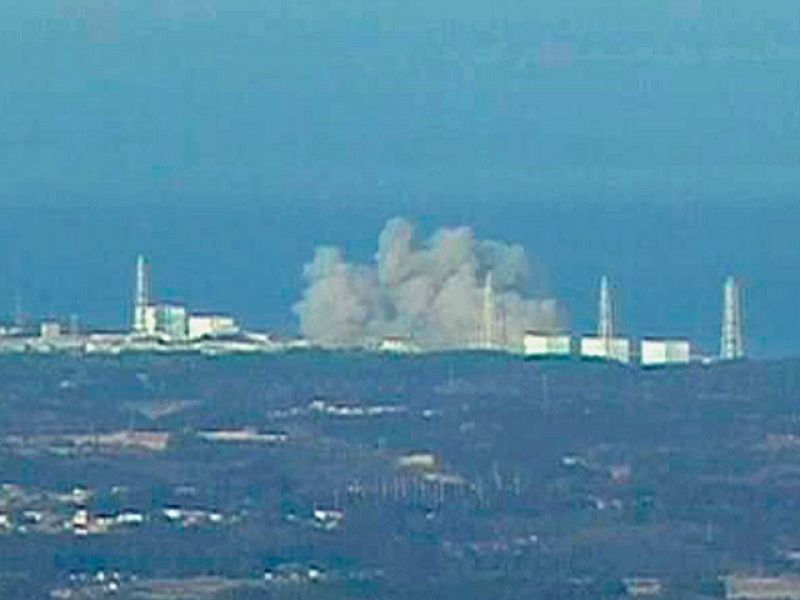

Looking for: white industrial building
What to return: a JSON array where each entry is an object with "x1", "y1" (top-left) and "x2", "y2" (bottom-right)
[
  {"x1": 523, "y1": 332, "x2": 572, "y2": 359},
  {"x1": 640, "y1": 339, "x2": 691, "y2": 367},
  {"x1": 139, "y1": 307, "x2": 238, "y2": 341},
  {"x1": 378, "y1": 337, "x2": 420, "y2": 354},
  {"x1": 141, "y1": 305, "x2": 158, "y2": 336},
  {"x1": 578, "y1": 276, "x2": 632, "y2": 363},
  {"x1": 580, "y1": 336, "x2": 631, "y2": 364},
  {"x1": 141, "y1": 304, "x2": 188, "y2": 340},
  {"x1": 132, "y1": 256, "x2": 240, "y2": 342},
  {"x1": 722, "y1": 575, "x2": 800, "y2": 599},
  {"x1": 39, "y1": 321, "x2": 62, "y2": 340},
  {"x1": 188, "y1": 314, "x2": 239, "y2": 340}
]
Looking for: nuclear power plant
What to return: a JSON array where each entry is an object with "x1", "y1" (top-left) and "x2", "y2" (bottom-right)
[
  {"x1": 130, "y1": 254, "x2": 240, "y2": 342},
  {"x1": 0, "y1": 255, "x2": 301, "y2": 355},
  {"x1": 0, "y1": 251, "x2": 748, "y2": 363},
  {"x1": 577, "y1": 275, "x2": 632, "y2": 363},
  {"x1": 523, "y1": 275, "x2": 742, "y2": 366}
]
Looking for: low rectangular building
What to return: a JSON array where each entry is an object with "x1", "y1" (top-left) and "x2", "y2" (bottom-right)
[
  {"x1": 580, "y1": 336, "x2": 631, "y2": 364},
  {"x1": 188, "y1": 314, "x2": 239, "y2": 340},
  {"x1": 138, "y1": 304, "x2": 188, "y2": 340},
  {"x1": 622, "y1": 577, "x2": 663, "y2": 597},
  {"x1": 378, "y1": 337, "x2": 421, "y2": 354},
  {"x1": 640, "y1": 339, "x2": 691, "y2": 367},
  {"x1": 723, "y1": 575, "x2": 800, "y2": 599},
  {"x1": 523, "y1": 332, "x2": 572, "y2": 359},
  {"x1": 40, "y1": 322, "x2": 61, "y2": 340},
  {"x1": 157, "y1": 305, "x2": 188, "y2": 340}
]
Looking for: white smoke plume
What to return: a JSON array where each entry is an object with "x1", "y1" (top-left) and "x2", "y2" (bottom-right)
[{"x1": 294, "y1": 218, "x2": 562, "y2": 350}]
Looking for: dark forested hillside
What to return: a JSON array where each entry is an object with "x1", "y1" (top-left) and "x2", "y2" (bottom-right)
[{"x1": 0, "y1": 353, "x2": 798, "y2": 598}]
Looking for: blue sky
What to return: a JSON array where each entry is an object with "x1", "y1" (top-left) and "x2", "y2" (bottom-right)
[{"x1": 2, "y1": 0, "x2": 799, "y2": 200}]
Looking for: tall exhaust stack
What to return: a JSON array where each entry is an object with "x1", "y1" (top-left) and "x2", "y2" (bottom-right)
[
  {"x1": 598, "y1": 275, "x2": 615, "y2": 344},
  {"x1": 482, "y1": 271, "x2": 496, "y2": 349},
  {"x1": 720, "y1": 276, "x2": 744, "y2": 360},
  {"x1": 133, "y1": 255, "x2": 152, "y2": 333}
]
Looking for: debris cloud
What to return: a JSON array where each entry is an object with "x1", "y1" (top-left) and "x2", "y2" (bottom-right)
[{"x1": 294, "y1": 218, "x2": 561, "y2": 349}]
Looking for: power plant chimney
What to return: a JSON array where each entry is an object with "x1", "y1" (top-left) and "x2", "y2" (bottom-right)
[
  {"x1": 13, "y1": 291, "x2": 23, "y2": 329},
  {"x1": 482, "y1": 271, "x2": 496, "y2": 349},
  {"x1": 133, "y1": 255, "x2": 152, "y2": 333},
  {"x1": 720, "y1": 276, "x2": 744, "y2": 360},
  {"x1": 598, "y1": 275, "x2": 615, "y2": 340}
]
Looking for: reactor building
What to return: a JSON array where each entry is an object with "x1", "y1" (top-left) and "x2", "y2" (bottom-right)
[
  {"x1": 524, "y1": 275, "x2": 693, "y2": 366},
  {"x1": 132, "y1": 255, "x2": 239, "y2": 341},
  {"x1": 640, "y1": 338, "x2": 691, "y2": 367},
  {"x1": 0, "y1": 254, "x2": 746, "y2": 362},
  {"x1": 579, "y1": 275, "x2": 631, "y2": 363}
]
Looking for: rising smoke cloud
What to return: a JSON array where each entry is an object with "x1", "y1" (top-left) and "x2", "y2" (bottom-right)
[{"x1": 293, "y1": 218, "x2": 562, "y2": 350}]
